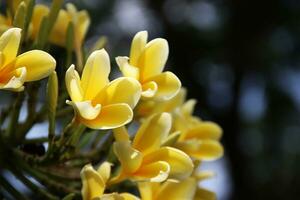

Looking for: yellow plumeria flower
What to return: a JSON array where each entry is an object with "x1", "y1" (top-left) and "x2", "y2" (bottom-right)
[
  {"x1": 65, "y1": 49, "x2": 141, "y2": 129},
  {"x1": 0, "y1": 28, "x2": 56, "y2": 91},
  {"x1": 137, "y1": 88, "x2": 223, "y2": 161},
  {"x1": 31, "y1": 3, "x2": 90, "y2": 51},
  {"x1": 111, "y1": 112, "x2": 193, "y2": 184},
  {"x1": 81, "y1": 162, "x2": 139, "y2": 200},
  {"x1": 116, "y1": 31, "x2": 181, "y2": 101},
  {"x1": 172, "y1": 96, "x2": 223, "y2": 161}
]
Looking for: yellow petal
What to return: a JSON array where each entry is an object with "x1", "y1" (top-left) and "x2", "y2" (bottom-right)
[
  {"x1": 147, "y1": 71, "x2": 181, "y2": 101},
  {"x1": 81, "y1": 164, "x2": 105, "y2": 200},
  {"x1": 155, "y1": 178, "x2": 197, "y2": 200},
  {"x1": 113, "y1": 126, "x2": 130, "y2": 142},
  {"x1": 97, "y1": 162, "x2": 112, "y2": 184},
  {"x1": 133, "y1": 113, "x2": 171, "y2": 155},
  {"x1": 49, "y1": 9, "x2": 70, "y2": 46},
  {"x1": 141, "y1": 81, "x2": 157, "y2": 98},
  {"x1": 66, "y1": 100, "x2": 101, "y2": 120},
  {"x1": 65, "y1": 65, "x2": 83, "y2": 102},
  {"x1": 194, "y1": 188, "x2": 216, "y2": 200},
  {"x1": 93, "y1": 77, "x2": 141, "y2": 108},
  {"x1": 175, "y1": 140, "x2": 223, "y2": 161},
  {"x1": 143, "y1": 147, "x2": 193, "y2": 180},
  {"x1": 75, "y1": 10, "x2": 90, "y2": 49},
  {"x1": 81, "y1": 49, "x2": 110, "y2": 100},
  {"x1": 0, "y1": 67, "x2": 26, "y2": 91},
  {"x1": 15, "y1": 50, "x2": 56, "y2": 81},
  {"x1": 133, "y1": 161, "x2": 170, "y2": 182},
  {"x1": 184, "y1": 122, "x2": 223, "y2": 140},
  {"x1": 113, "y1": 141, "x2": 143, "y2": 174},
  {"x1": 0, "y1": 28, "x2": 21, "y2": 67},
  {"x1": 31, "y1": 5, "x2": 49, "y2": 39},
  {"x1": 181, "y1": 99, "x2": 197, "y2": 117},
  {"x1": 120, "y1": 193, "x2": 140, "y2": 200},
  {"x1": 79, "y1": 103, "x2": 133, "y2": 129},
  {"x1": 138, "y1": 182, "x2": 162, "y2": 200},
  {"x1": 138, "y1": 38, "x2": 168, "y2": 81},
  {"x1": 116, "y1": 56, "x2": 139, "y2": 80},
  {"x1": 129, "y1": 31, "x2": 147, "y2": 67}
]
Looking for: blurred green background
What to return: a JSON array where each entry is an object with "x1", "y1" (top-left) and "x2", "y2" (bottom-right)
[{"x1": 76, "y1": 0, "x2": 300, "y2": 199}]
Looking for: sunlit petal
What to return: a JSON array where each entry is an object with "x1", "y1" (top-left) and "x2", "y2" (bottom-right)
[
  {"x1": 65, "y1": 65, "x2": 83, "y2": 102},
  {"x1": 0, "y1": 28, "x2": 21, "y2": 67},
  {"x1": 130, "y1": 31, "x2": 147, "y2": 67},
  {"x1": 93, "y1": 77, "x2": 141, "y2": 108},
  {"x1": 81, "y1": 49, "x2": 110, "y2": 100},
  {"x1": 79, "y1": 103, "x2": 133, "y2": 129},
  {"x1": 116, "y1": 56, "x2": 139, "y2": 80},
  {"x1": 138, "y1": 38, "x2": 168, "y2": 80},
  {"x1": 146, "y1": 71, "x2": 181, "y2": 101},
  {"x1": 15, "y1": 50, "x2": 56, "y2": 81}
]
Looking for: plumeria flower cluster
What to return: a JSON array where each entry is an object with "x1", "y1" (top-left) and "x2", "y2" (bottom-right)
[{"x1": 0, "y1": 1, "x2": 223, "y2": 200}]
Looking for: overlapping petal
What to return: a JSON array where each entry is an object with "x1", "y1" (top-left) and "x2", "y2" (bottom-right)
[
  {"x1": 0, "y1": 28, "x2": 20, "y2": 67},
  {"x1": 93, "y1": 77, "x2": 141, "y2": 108},
  {"x1": 132, "y1": 112, "x2": 171, "y2": 155},
  {"x1": 129, "y1": 31, "x2": 147, "y2": 67},
  {"x1": 79, "y1": 103, "x2": 133, "y2": 130},
  {"x1": 143, "y1": 146, "x2": 194, "y2": 180},
  {"x1": 81, "y1": 164, "x2": 105, "y2": 200},
  {"x1": 114, "y1": 141, "x2": 143, "y2": 174},
  {"x1": 65, "y1": 64, "x2": 83, "y2": 101},
  {"x1": 146, "y1": 71, "x2": 181, "y2": 101},
  {"x1": 138, "y1": 38, "x2": 169, "y2": 81},
  {"x1": 175, "y1": 140, "x2": 223, "y2": 161},
  {"x1": 81, "y1": 49, "x2": 110, "y2": 100},
  {"x1": 133, "y1": 161, "x2": 170, "y2": 182}
]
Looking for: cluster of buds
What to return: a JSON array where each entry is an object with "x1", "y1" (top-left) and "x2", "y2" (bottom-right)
[{"x1": 0, "y1": 1, "x2": 223, "y2": 199}]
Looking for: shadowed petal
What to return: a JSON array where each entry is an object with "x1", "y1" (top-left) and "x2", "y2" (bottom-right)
[
  {"x1": 114, "y1": 141, "x2": 143, "y2": 174},
  {"x1": 133, "y1": 113, "x2": 171, "y2": 155}
]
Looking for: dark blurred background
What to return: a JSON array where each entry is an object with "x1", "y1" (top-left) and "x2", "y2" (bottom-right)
[{"x1": 72, "y1": 0, "x2": 300, "y2": 199}]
